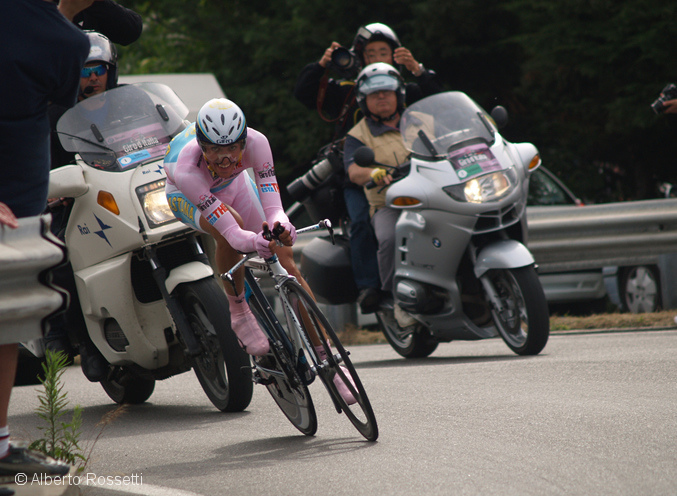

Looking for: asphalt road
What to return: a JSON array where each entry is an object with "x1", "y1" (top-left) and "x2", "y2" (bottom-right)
[{"x1": 6, "y1": 329, "x2": 677, "y2": 496}]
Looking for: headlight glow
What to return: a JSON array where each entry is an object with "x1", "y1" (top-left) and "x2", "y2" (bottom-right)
[
  {"x1": 443, "y1": 169, "x2": 515, "y2": 203},
  {"x1": 136, "y1": 179, "x2": 176, "y2": 227}
]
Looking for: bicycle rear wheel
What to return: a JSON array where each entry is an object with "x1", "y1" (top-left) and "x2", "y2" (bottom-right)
[
  {"x1": 246, "y1": 272, "x2": 317, "y2": 436},
  {"x1": 283, "y1": 280, "x2": 379, "y2": 441}
]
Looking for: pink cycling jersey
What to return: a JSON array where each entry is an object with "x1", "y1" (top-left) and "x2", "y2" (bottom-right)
[{"x1": 164, "y1": 126, "x2": 288, "y2": 254}]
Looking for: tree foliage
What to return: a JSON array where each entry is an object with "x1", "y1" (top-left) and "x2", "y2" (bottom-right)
[{"x1": 117, "y1": 0, "x2": 677, "y2": 204}]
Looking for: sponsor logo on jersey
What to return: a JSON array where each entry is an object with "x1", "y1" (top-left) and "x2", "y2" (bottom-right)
[
  {"x1": 169, "y1": 196, "x2": 195, "y2": 219},
  {"x1": 260, "y1": 182, "x2": 279, "y2": 193},
  {"x1": 206, "y1": 203, "x2": 229, "y2": 225},
  {"x1": 257, "y1": 161, "x2": 274, "y2": 179},
  {"x1": 197, "y1": 194, "x2": 217, "y2": 212}
]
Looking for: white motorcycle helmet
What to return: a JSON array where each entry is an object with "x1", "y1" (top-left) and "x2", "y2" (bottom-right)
[
  {"x1": 355, "y1": 62, "x2": 406, "y2": 120},
  {"x1": 195, "y1": 98, "x2": 247, "y2": 146},
  {"x1": 352, "y1": 22, "x2": 402, "y2": 63}
]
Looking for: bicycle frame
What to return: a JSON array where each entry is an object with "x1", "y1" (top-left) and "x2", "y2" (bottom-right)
[
  {"x1": 222, "y1": 221, "x2": 336, "y2": 377},
  {"x1": 220, "y1": 219, "x2": 378, "y2": 441}
]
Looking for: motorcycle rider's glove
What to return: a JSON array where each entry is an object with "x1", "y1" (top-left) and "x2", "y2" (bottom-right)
[
  {"x1": 370, "y1": 168, "x2": 387, "y2": 184},
  {"x1": 254, "y1": 231, "x2": 274, "y2": 259}
]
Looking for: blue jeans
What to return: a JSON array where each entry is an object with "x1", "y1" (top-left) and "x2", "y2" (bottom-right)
[{"x1": 343, "y1": 187, "x2": 380, "y2": 290}]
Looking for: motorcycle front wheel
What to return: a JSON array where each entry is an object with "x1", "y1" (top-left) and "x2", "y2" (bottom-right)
[
  {"x1": 485, "y1": 266, "x2": 550, "y2": 355},
  {"x1": 176, "y1": 278, "x2": 253, "y2": 412},
  {"x1": 376, "y1": 306, "x2": 438, "y2": 358}
]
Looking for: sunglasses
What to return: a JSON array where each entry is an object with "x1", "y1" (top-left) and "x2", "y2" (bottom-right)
[{"x1": 81, "y1": 65, "x2": 107, "y2": 78}]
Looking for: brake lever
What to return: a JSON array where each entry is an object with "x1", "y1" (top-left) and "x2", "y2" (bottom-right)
[
  {"x1": 272, "y1": 223, "x2": 286, "y2": 238},
  {"x1": 262, "y1": 224, "x2": 273, "y2": 241},
  {"x1": 319, "y1": 219, "x2": 335, "y2": 245}
]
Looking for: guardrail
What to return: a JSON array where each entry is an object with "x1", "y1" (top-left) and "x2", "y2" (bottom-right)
[
  {"x1": 526, "y1": 199, "x2": 677, "y2": 272},
  {"x1": 0, "y1": 215, "x2": 68, "y2": 346}
]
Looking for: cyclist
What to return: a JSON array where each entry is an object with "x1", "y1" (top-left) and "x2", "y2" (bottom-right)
[{"x1": 163, "y1": 98, "x2": 357, "y2": 403}]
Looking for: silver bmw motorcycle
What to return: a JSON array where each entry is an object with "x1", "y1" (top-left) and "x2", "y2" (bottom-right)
[{"x1": 302, "y1": 91, "x2": 550, "y2": 358}]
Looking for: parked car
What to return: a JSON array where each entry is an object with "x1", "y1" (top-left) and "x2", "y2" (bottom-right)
[
  {"x1": 527, "y1": 168, "x2": 661, "y2": 313},
  {"x1": 525, "y1": 167, "x2": 609, "y2": 312}
]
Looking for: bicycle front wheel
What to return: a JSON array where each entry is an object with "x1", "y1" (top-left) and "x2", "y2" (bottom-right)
[
  {"x1": 248, "y1": 295, "x2": 317, "y2": 436},
  {"x1": 283, "y1": 280, "x2": 379, "y2": 441}
]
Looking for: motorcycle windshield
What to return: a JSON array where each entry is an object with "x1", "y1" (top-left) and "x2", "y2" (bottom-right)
[
  {"x1": 57, "y1": 82, "x2": 189, "y2": 171},
  {"x1": 400, "y1": 91, "x2": 497, "y2": 159}
]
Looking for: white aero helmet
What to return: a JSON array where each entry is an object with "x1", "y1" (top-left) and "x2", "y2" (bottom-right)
[{"x1": 196, "y1": 98, "x2": 247, "y2": 145}]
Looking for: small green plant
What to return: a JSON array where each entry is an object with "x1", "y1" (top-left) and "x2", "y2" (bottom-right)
[{"x1": 29, "y1": 349, "x2": 86, "y2": 470}]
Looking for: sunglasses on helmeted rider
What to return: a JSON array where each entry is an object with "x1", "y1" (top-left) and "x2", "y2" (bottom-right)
[{"x1": 81, "y1": 64, "x2": 107, "y2": 78}]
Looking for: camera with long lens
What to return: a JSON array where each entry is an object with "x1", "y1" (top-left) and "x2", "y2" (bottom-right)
[
  {"x1": 329, "y1": 46, "x2": 361, "y2": 79},
  {"x1": 287, "y1": 144, "x2": 346, "y2": 224},
  {"x1": 651, "y1": 83, "x2": 677, "y2": 114},
  {"x1": 287, "y1": 151, "x2": 343, "y2": 203}
]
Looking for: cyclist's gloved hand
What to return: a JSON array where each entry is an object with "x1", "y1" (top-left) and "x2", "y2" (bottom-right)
[
  {"x1": 254, "y1": 230, "x2": 274, "y2": 259},
  {"x1": 370, "y1": 167, "x2": 388, "y2": 185},
  {"x1": 273, "y1": 221, "x2": 297, "y2": 246}
]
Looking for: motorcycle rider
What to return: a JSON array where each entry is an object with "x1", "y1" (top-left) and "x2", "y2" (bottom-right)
[
  {"x1": 164, "y1": 98, "x2": 357, "y2": 403},
  {"x1": 49, "y1": 30, "x2": 119, "y2": 169},
  {"x1": 45, "y1": 31, "x2": 125, "y2": 381},
  {"x1": 294, "y1": 23, "x2": 443, "y2": 315},
  {"x1": 343, "y1": 63, "x2": 416, "y2": 328}
]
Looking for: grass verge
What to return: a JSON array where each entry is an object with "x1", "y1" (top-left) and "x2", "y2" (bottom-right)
[{"x1": 338, "y1": 310, "x2": 677, "y2": 346}]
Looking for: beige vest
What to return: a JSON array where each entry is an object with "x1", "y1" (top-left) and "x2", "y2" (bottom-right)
[{"x1": 348, "y1": 118, "x2": 409, "y2": 216}]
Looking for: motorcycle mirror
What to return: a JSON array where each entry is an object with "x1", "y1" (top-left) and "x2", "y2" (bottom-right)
[
  {"x1": 354, "y1": 146, "x2": 375, "y2": 167},
  {"x1": 491, "y1": 106, "x2": 509, "y2": 129}
]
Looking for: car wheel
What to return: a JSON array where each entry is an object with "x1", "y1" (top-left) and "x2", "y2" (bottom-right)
[{"x1": 619, "y1": 265, "x2": 661, "y2": 313}]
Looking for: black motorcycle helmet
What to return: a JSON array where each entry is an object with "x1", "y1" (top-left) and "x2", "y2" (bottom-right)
[{"x1": 83, "y1": 31, "x2": 118, "y2": 90}]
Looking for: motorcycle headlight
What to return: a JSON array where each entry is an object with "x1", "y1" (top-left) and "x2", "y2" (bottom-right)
[
  {"x1": 443, "y1": 169, "x2": 516, "y2": 203},
  {"x1": 136, "y1": 179, "x2": 176, "y2": 228}
]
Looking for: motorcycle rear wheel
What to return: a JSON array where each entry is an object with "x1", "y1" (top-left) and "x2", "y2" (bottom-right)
[
  {"x1": 176, "y1": 278, "x2": 253, "y2": 412},
  {"x1": 486, "y1": 266, "x2": 550, "y2": 355},
  {"x1": 376, "y1": 306, "x2": 438, "y2": 358}
]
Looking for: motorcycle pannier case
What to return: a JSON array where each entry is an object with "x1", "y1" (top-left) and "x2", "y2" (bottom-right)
[{"x1": 300, "y1": 235, "x2": 358, "y2": 305}]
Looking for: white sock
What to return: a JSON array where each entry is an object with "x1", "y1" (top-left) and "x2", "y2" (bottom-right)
[{"x1": 0, "y1": 425, "x2": 9, "y2": 459}]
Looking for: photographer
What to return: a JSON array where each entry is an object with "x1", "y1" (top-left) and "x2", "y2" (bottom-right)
[
  {"x1": 651, "y1": 83, "x2": 677, "y2": 115},
  {"x1": 664, "y1": 99, "x2": 677, "y2": 114},
  {"x1": 294, "y1": 23, "x2": 442, "y2": 139},
  {"x1": 293, "y1": 23, "x2": 442, "y2": 313}
]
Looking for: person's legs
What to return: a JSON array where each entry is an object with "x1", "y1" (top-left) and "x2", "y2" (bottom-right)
[
  {"x1": 344, "y1": 187, "x2": 381, "y2": 312},
  {"x1": 371, "y1": 206, "x2": 399, "y2": 294},
  {"x1": 0, "y1": 344, "x2": 71, "y2": 479},
  {"x1": 371, "y1": 207, "x2": 416, "y2": 328},
  {"x1": 198, "y1": 212, "x2": 269, "y2": 356},
  {"x1": 0, "y1": 344, "x2": 18, "y2": 457}
]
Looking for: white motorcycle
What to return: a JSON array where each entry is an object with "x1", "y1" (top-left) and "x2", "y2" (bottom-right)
[
  {"x1": 301, "y1": 91, "x2": 550, "y2": 358},
  {"x1": 49, "y1": 82, "x2": 252, "y2": 411}
]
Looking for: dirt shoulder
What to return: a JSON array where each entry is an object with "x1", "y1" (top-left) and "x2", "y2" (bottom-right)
[{"x1": 339, "y1": 310, "x2": 677, "y2": 346}]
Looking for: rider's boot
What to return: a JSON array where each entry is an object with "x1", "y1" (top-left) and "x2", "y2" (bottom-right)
[
  {"x1": 315, "y1": 345, "x2": 357, "y2": 405},
  {"x1": 227, "y1": 293, "x2": 269, "y2": 356}
]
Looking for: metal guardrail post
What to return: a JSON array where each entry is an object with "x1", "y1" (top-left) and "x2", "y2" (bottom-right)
[{"x1": 0, "y1": 214, "x2": 68, "y2": 346}]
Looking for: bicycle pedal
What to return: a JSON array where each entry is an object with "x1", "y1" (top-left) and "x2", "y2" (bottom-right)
[
  {"x1": 253, "y1": 375, "x2": 275, "y2": 386},
  {"x1": 297, "y1": 351, "x2": 315, "y2": 385}
]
